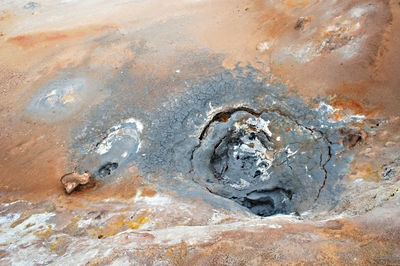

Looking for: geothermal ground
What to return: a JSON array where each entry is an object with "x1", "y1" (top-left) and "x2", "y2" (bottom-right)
[{"x1": 0, "y1": 0, "x2": 399, "y2": 265}]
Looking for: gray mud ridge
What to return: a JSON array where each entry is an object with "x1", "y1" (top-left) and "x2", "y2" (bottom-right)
[{"x1": 71, "y1": 64, "x2": 359, "y2": 217}]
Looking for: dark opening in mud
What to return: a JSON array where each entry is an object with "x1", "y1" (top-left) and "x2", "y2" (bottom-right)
[
  {"x1": 242, "y1": 189, "x2": 293, "y2": 216},
  {"x1": 192, "y1": 107, "x2": 334, "y2": 217},
  {"x1": 98, "y1": 162, "x2": 119, "y2": 178}
]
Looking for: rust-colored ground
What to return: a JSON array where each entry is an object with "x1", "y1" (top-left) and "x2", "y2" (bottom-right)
[{"x1": 0, "y1": 0, "x2": 399, "y2": 264}]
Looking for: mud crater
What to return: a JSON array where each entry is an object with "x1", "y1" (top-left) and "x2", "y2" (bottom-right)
[
  {"x1": 192, "y1": 107, "x2": 333, "y2": 217},
  {"x1": 70, "y1": 66, "x2": 356, "y2": 215}
]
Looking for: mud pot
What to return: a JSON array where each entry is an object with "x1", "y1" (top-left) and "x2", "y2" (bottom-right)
[{"x1": 0, "y1": 0, "x2": 399, "y2": 264}]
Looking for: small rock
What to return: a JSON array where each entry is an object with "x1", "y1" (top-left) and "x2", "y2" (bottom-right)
[
  {"x1": 382, "y1": 158, "x2": 400, "y2": 181},
  {"x1": 256, "y1": 41, "x2": 270, "y2": 52},
  {"x1": 60, "y1": 172, "x2": 92, "y2": 194},
  {"x1": 294, "y1": 16, "x2": 311, "y2": 31}
]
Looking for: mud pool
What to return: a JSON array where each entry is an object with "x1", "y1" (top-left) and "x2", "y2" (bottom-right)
[{"x1": 0, "y1": 0, "x2": 399, "y2": 264}]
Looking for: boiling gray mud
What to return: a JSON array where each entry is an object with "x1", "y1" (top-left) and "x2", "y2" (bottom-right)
[{"x1": 69, "y1": 65, "x2": 358, "y2": 217}]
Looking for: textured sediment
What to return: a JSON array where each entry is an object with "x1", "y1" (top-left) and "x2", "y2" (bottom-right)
[{"x1": 0, "y1": 0, "x2": 399, "y2": 264}]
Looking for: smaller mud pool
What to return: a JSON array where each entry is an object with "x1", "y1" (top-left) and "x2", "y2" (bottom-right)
[
  {"x1": 75, "y1": 118, "x2": 143, "y2": 179},
  {"x1": 26, "y1": 77, "x2": 89, "y2": 122}
]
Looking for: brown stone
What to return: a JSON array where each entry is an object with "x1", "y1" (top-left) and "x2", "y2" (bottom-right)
[{"x1": 60, "y1": 172, "x2": 92, "y2": 194}]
